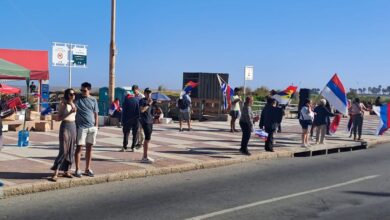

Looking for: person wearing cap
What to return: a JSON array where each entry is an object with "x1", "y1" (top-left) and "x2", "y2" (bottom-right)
[
  {"x1": 121, "y1": 91, "x2": 140, "y2": 152},
  {"x1": 178, "y1": 90, "x2": 192, "y2": 132},
  {"x1": 313, "y1": 99, "x2": 334, "y2": 144},
  {"x1": 139, "y1": 88, "x2": 155, "y2": 163},
  {"x1": 132, "y1": 85, "x2": 145, "y2": 148}
]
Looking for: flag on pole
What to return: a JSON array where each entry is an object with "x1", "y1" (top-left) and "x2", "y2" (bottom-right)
[
  {"x1": 217, "y1": 74, "x2": 234, "y2": 110},
  {"x1": 272, "y1": 86, "x2": 298, "y2": 105},
  {"x1": 320, "y1": 74, "x2": 348, "y2": 115},
  {"x1": 373, "y1": 103, "x2": 390, "y2": 135},
  {"x1": 180, "y1": 81, "x2": 199, "y2": 97}
]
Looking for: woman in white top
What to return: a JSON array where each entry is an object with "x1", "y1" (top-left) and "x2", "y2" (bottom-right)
[
  {"x1": 50, "y1": 88, "x2": 77, "y2": 181},
  {"x1": 230, "y1": 88, "x2": 242, "y2": 132},
  {"x1": 299, "y1": 99, "x2": 314, "y2": 147}
]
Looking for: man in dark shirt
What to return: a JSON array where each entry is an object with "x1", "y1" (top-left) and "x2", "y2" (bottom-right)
[
  {"x1": 260, "y1": 97, "x2": 283, "y2": 152},
  {"x1": 121, "y1": 92, "x2": 140, "y2": 152},
  {"x1": 139, "y1": 88, "x2": 155, "y2": 163}
]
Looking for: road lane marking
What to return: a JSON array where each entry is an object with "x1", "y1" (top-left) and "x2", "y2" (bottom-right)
[{"x1": 186, "y1": 175, "x2": 379, "y2": 220}]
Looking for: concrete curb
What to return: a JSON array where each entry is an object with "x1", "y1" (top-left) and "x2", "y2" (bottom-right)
[{"x1": 2, "y1": 138, "x2": 390, "y2": 199}]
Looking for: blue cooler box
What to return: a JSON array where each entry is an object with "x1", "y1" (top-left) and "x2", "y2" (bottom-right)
[{"x1": 17, "y1": 130, "x2": 29, "y2": 147}]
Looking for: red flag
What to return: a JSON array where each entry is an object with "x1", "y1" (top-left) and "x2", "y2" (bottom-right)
[{"x1": 330, "y1": 114, "x2": 342, "y2": 134}]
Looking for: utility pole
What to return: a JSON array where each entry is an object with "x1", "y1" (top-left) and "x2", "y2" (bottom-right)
[{"x1": 109, "y1": 0, "x2": 116, "y2": 104}]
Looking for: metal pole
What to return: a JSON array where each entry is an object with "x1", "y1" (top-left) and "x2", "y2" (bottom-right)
[
  {"x1": 243, "y1": 67, "x2": 247, "y2": 100},
  {"x1": 68, "y1": 43, "x2": 72, "y2": 88},
  {"x1": 108, "y1": 0, "x2": 116, "y2": 104}
]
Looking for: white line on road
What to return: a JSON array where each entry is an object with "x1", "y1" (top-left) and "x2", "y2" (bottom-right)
[{"x1": 186, "y1": 175, "x2": 380, "y2": 220}]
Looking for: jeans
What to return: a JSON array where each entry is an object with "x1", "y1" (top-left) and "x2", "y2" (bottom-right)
[{"x1": 352, "y1": 114, "x2": 363, "y2": 139}]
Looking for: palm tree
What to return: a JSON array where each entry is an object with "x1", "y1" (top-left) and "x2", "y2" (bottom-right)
[{"x1": 368, "y1": 87, "x2": 372, "y2": 94}]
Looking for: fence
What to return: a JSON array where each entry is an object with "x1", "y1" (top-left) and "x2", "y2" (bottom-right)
[{"x1": 252, "y1": 101, "x2": 299, "y2": 119}]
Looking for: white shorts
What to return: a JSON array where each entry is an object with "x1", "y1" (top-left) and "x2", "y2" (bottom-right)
[{"x1": 77, "y1": 127, "x2": 98, "y2": 146}]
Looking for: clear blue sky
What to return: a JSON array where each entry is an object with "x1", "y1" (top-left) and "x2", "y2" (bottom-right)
[{"x1": 1, "y1": 0, "x2": 389, "y2": 90}]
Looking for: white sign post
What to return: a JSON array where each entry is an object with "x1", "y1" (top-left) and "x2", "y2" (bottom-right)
[
  {"x1": 244, "y1": 66, "x2": 254, "y2": 98},
  {"x1": 52, "y1": 42, "x2": 88, "y2": 88}
]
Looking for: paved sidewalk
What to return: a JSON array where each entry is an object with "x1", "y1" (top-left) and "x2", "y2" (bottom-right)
[{"x1": 0, "y1": 115, "x2": 389, "y2": 198}]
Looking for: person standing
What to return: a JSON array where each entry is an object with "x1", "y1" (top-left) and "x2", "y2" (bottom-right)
[
  {"x1": 374, "y1": 96, "x2": 382, "y2": 107},
  {"x1": 299, "y1": 99, "x2": 314, "y2": 147},
  {"x1": 178, "y1": 90, "x2": 192, "y2": 132},
  {"x1": 121, "y1": 92, "x2": 140, "y2": 152},
  {"x1": 350, "y1": 98, "x2": 369, "y2": 141},
  {"x1": 259, "y1": 97, "x2": 283, "y2": 152},
  {"x1": 50, "y1": 89, "x2": 77, "y2": 181},
  {"x1": 239, "y1": 96, "x2": 258, "y2": 155},
  {"x1": 74, "y1": 82, "x2": 99, "y2": 177},
  {"x1": 133, "y1": 85, "x2": 145, "y2": 148},
  {"x1": 29, "y1": 82, "x2": 37, "y2": 93},
  {"x1": 313, "y1": 99, "x2": 334, "y2": 144},
  {"x1": 139, "y1": 88, "x2": 155, "y2": 163},
  {"x1": 230, "y1": 88, "x2": 242, "y2": 132},
  {"x1": 109, "y1": 98, "x2": 122, "y2": 128}
]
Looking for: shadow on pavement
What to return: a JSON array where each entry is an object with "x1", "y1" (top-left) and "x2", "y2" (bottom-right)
[
  {"x1": 0, "y1": 172, "x2": 51, "y2": 180},
  {"x1": 344, "y1": 191, "x2": 390, "y2": 197}
]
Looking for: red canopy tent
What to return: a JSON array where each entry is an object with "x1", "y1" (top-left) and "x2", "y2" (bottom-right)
[
  {"x1": 0, "y1": 49, "x2": 49, "y2": 112},
  {"x1": 0, "y1": 49, "x2": 49, "y2": 80},
  {"x1": 0, "y1": 84, "x2": 21, "y2": 94}
]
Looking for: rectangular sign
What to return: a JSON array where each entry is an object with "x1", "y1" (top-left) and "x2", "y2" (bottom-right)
[
  {"x1": 41, "y1": 82, "x2": 50, "y2": 110},
  {"x1": 72, "y1": 47, "x2": 87, "y2": 66},
  {"x1": 245, "y1": 66, "x2": 254, "y2": 81},
  {"x1": 52, "y1": 45, "x2": 69, "y2": 66}
]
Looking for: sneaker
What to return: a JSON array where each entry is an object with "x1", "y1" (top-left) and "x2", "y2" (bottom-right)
[
  {"x1": 120, "y1": 147, "x2": 126, "y2": 152},
  {"x1": 84, "y1": 169, "x2": 95, "y2": 177},
  {"x1": 301, "y1": 144, "x2": 307, "y2": 148},
  {"x1": 140, "y1": 157, "x2": 154, "y2": 164},
  {"x1": 74, "y1": 170, "x2": 82, "y2": 178},
  {"x1": 135, "y1": 143, "x2": 142, "y2": 149}
]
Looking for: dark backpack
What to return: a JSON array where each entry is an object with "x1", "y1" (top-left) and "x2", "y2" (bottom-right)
[{"x1": 178, "y1": 97, "x2": 189, "y2": 110}]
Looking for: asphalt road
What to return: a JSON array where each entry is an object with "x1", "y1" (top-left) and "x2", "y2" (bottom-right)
[{"x1": 1, "y1": 144, "x2": 390, "y2": 220}]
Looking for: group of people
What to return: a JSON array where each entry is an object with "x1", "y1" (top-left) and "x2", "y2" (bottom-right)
[
  {"x1": 47, "y1": 83, "x2": 380, "y2": 180},
  {"x1": 299, "y1": 97, "x2": 373, "y2": 148},
  {"x1": 232, "y1": 88, "x2": 285, "y2": 155},
  {"x1": 50, "y1": 83, "x2": 158, "y2": 181},
  {"x1": 232, "y1": 88, "x2": 379, "y2": 156}
]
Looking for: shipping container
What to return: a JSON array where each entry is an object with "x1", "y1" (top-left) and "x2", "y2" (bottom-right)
[{"x1": 183, "y1": 72, "x2": 229, "y2": 100}]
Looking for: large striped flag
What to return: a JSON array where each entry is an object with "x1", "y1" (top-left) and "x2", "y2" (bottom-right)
[
  {"x1": 373, "y1": 103, "x2": 390, "y2": 135},
  {"x1": 272, "y1": 86, "x2": 298, "y2": 105},
  {"x1": 217, "y1": 74, "x2": 234, "y2": 110},
  {"x1": 320, "y1": 74, "x2": 348, "y2": 115}
]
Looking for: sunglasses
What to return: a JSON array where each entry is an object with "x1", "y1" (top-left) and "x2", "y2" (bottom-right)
[
  {"x1": 81, "y1": 89, "x2": 88, "y2": 92},
  {"x1": 69, "y1": 93, "x2": 75, "y2": 96}
]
